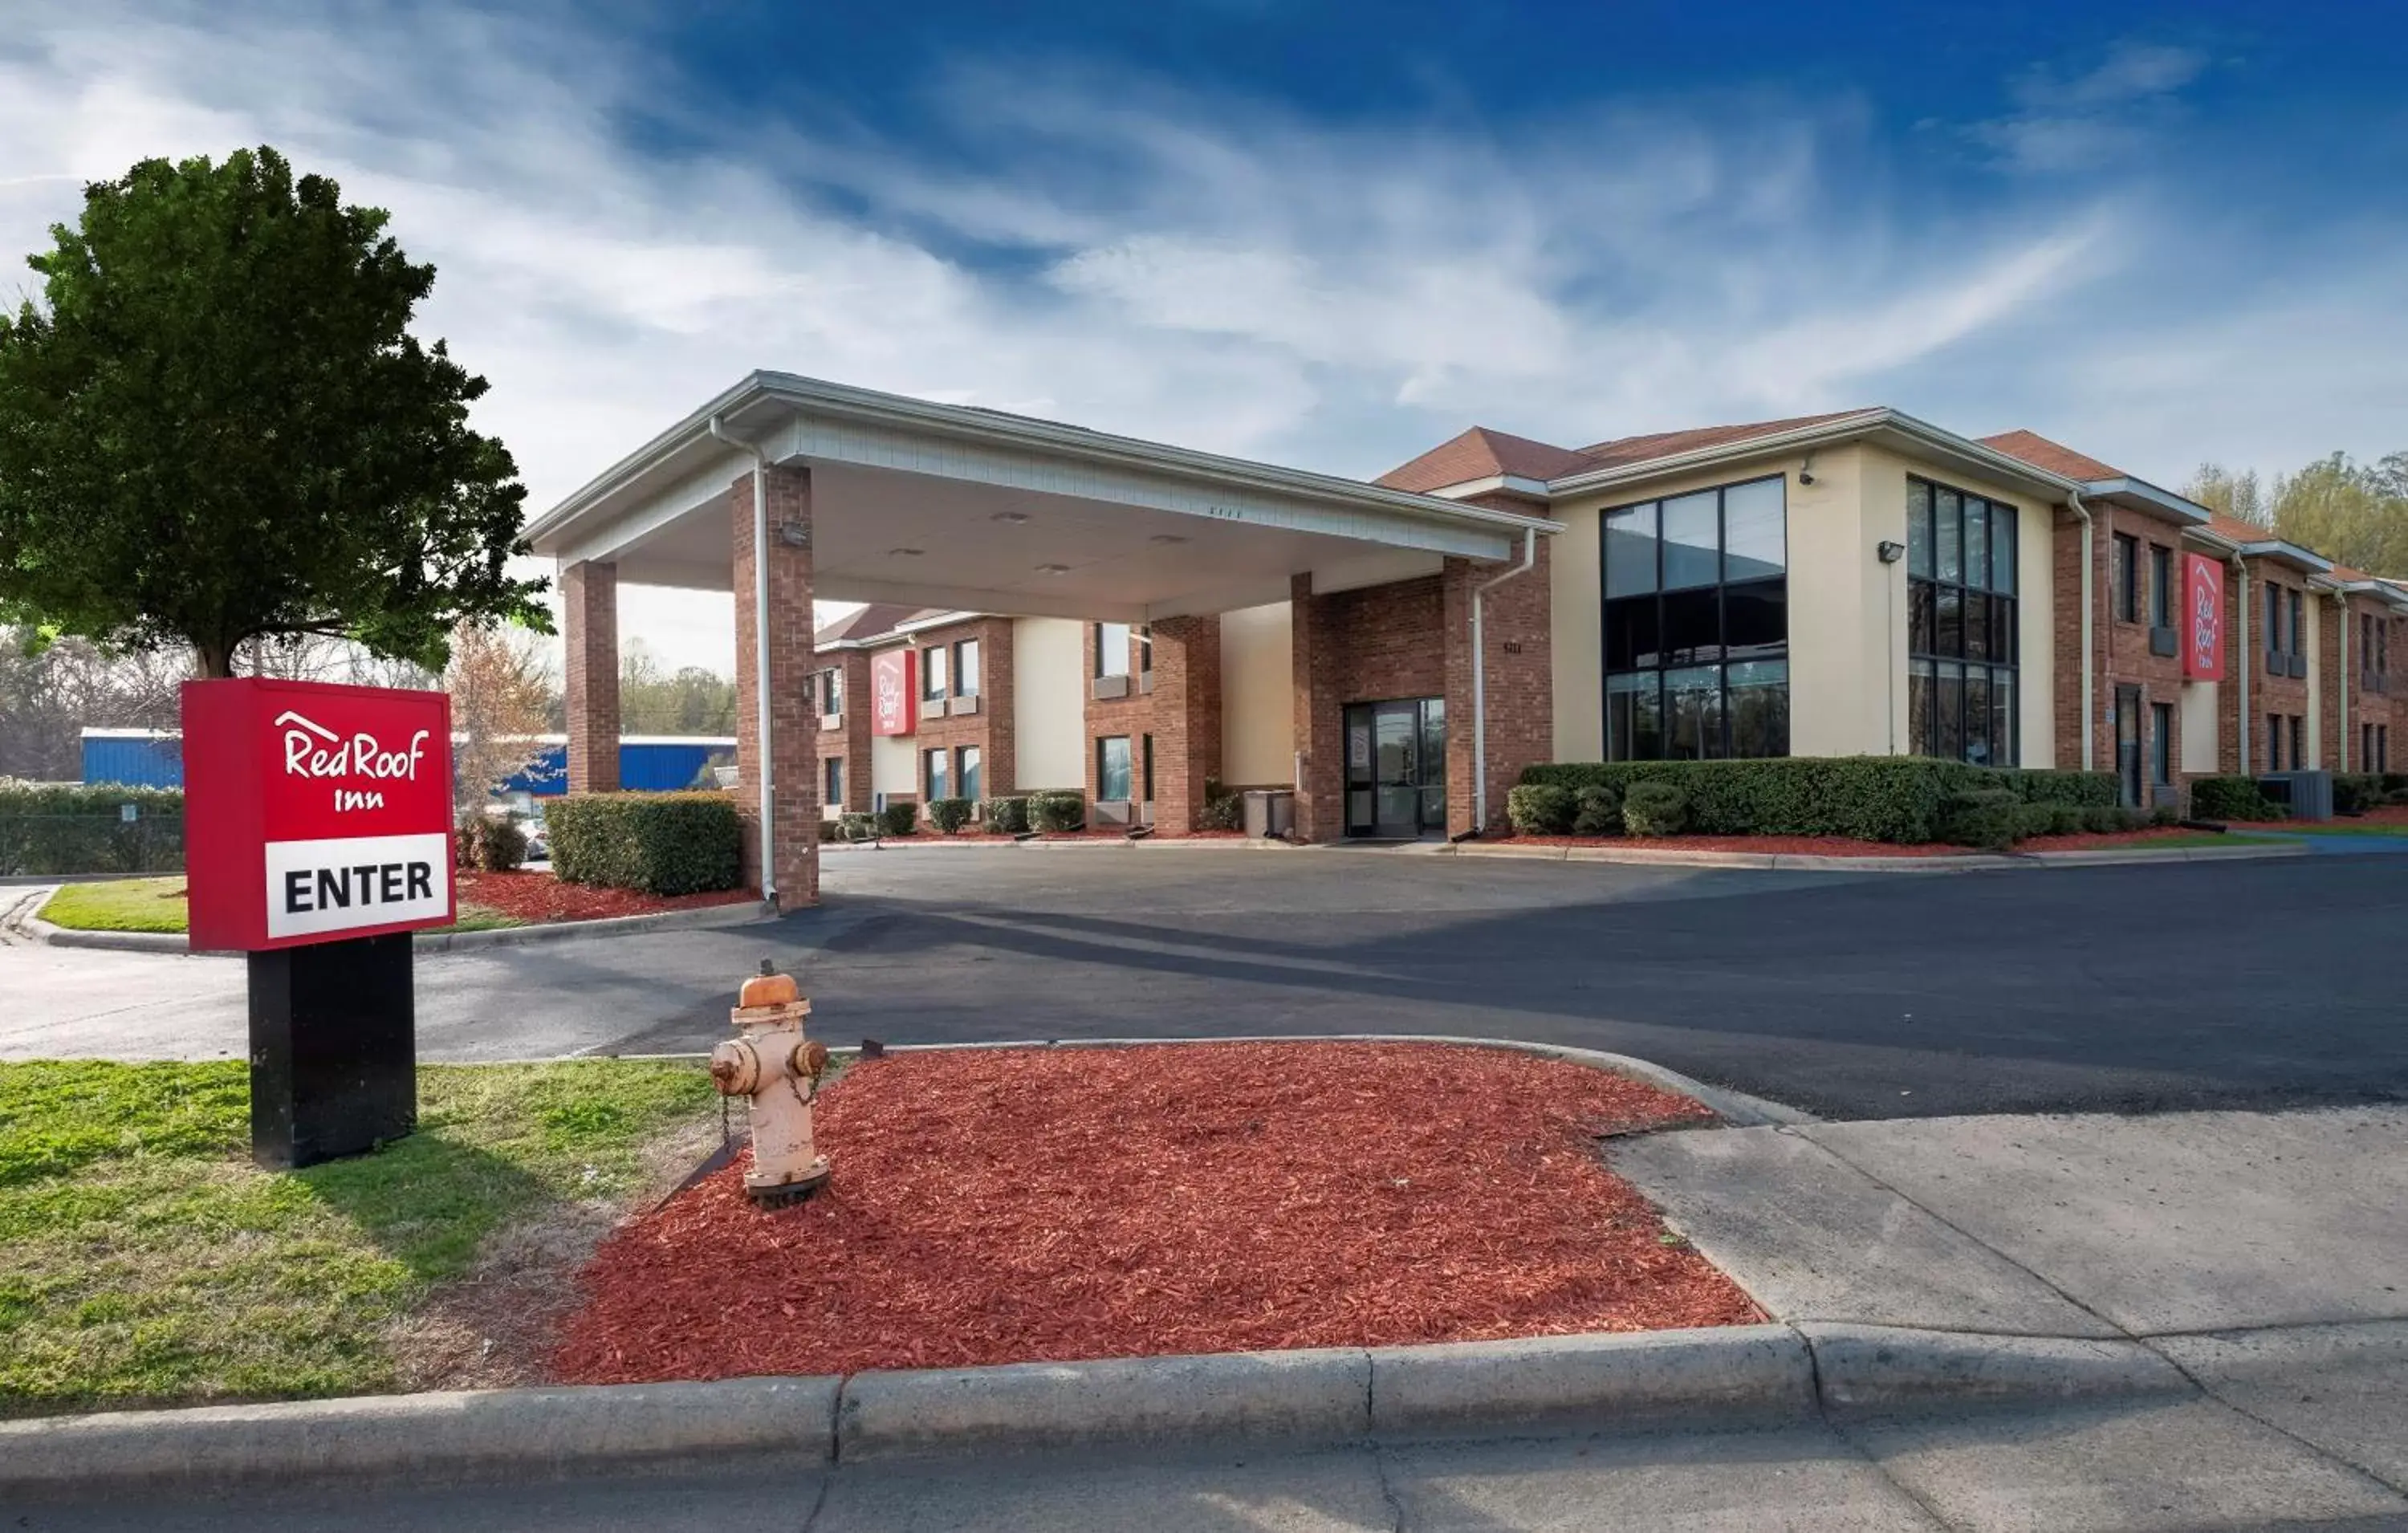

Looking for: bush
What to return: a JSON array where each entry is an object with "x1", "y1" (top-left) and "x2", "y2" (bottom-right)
[
  {"x1": 982, "y1": 796, "x2": 1031, "y2": 835},
  {"x1": 2190, "y1": 775, "x2": 2279, "y2": 822},
  {"x1": 1571, "y1": 784, "x2": 1624, "y2": 837},
  {"x1": 1507, "y1": 783, "x2": 1576, "y2": 836},
  {"x1": 877, "y1": 802, "x2": 919, "y2": 838},
  {"x1": 2384, "y1": 773, "x2": 2408, "y2": 804},
  {"x1": 0, "y1": 782, "x2": 189, "y2": 876},
  {"x1": 547, "y1": 791, "x2": 742, "y2": 894},
  {"x1": 926, "y1": 797, "x2": 974, "y2": 834},
  {"x1": 1938, "y1": 788, "x2": 2021, "y2": 850},
  {"x1": 465, "y1": 815, "x2": 528, "y2": 872},
  {"x1": 1199, "y1": 779, "x2": 1244, "y2": 832},
  {"x1": 1029, "y1": 791, "x2": 1085, "y2": 833},
  {"x1": 2333, "y1": 775, "x2": 2382, "y2": 815},
  {"x1": 2046, "y1": 803, "x2": 2088, "y2": 835},
  {"x1": 2150, "y1": 802, "x2": 2182, "y2": 827},
  {"x1": 834, "y1": 811, "x2": 878, "y2": 842},
  {"x1": 2081, "y1": 804, "x2": 2142, "y2": 834},
  {"x1": 2003, "y1": 769, "x2": 2120, "y2": 807},
  {"x1": 1621, "y1": 780, "x2": 1690, "y2": 837}
]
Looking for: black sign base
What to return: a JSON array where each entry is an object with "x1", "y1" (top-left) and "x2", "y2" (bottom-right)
[{"x1": 247, "y1": 933, "x2": 417, "y2": 1170}]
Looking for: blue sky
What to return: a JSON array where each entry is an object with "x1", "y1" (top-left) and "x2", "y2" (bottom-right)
[{"x1": 4, "y1": 1, "x2": 2404, "y2": 668}]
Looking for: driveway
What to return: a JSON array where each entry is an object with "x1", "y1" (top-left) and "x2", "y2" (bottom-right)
[{"x1": 5, "y1": 846, "x2": 2406, "y2": 1120}]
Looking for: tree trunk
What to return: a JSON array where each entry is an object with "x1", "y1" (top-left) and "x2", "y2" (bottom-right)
[{"x1": 194, "y1": 640, "x2": 237, "y2": 679}]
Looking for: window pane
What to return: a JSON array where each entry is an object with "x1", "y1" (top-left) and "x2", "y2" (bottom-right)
[
  {"x1": 1727, "y1": 659, "x2": 1789, "y2": 758},
  {"x1": 1910, "y1": 658, "x2": 1935, "y2": 757},
  {"x1": 1098, "y1": 736, "x2": 1132, "y2": 800},
  {"x1": 1907, "y1": 481, "x2": 1934, "y2": 579},
  {"x1": 1965, "y1": 498, "x2": 1989, "y2": 591},
  {"x1": 924, "y1": 646, "x2": 946, "y2": 697},
  {"x1": 1420, "y1": 699, "x2": 1446, "y2": 783},
  {"x1": 1096, "y1": 622, "x2": 1130, "y2": 677},
  {"x1": 1964, "y1": 592, "x2": 1990, "y2": 661},
  {"x1": 1993, "y1": 596, "x2": 2016, "y2": 664},
  {"x1": 1937, "y1": 661, "x2": 1965, "y2": 763},
  {"x1": 1909, "y1": 579, "x2": 1935, "y2": 657},
  {"x1": 1965, "y1": 670, "x2": 1992, "y2": 766},
  {"x1": 1936, "y1": 586, "x2": 1963, "y2": 657},
  {"x1": 1723, "y1": 478, "x2": 1786, "y2": 581},
  {"x1": 957, "y1": 640, "x2": 980, "y2": 695},
  {"x1": 1665, "y1": 665, "x2": 1724, "y2": 759},
  {"x1": 1661, "y1": 493, "x2": 1719, "y2": 590},
  {"x1": 1604, "y1": 596, "x2": 1661, "y2": 673},
  {"x1": 960, "y1": 746, "x2": 982, "y2": 804},
  {"x1": 1604, "y1": 502, "x2": 1659, "y2": 597},
  {"x1": 925, "y1": 750, "x2": 947, "y2": 799},
  {"x1": 1723, "y1": 578, "x2": 1787, "y2": 659},
  {"x1": 1605, "y1": 673, "x2": 1662, "y2": 762},
  {"x1": 1991, "y1": 669, "x2": 2016, "y2": 767},
  {"x1": 1662, "y1": 586, "x2": 1721, "y2": 665},
  {"x1": 1936, "y1": 490, "x2": 1963, "y2": 583},
  {"x1": 1991, "y1": 503, "x2": 2015, "y2": 594}
]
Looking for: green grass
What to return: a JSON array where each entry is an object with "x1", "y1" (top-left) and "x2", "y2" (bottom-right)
[
  {"x1": 39, "y1": 879, "x2": 523, "y2": 935},
  {"x1": 0, "y1": 1059, "x2": 717, "y2": 1415},
  {"x1": 2275, "y1": 820, "x2": 2408, "y2": 837}
]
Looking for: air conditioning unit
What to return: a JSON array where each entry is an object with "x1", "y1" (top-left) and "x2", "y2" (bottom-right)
[{"x1": 2260, "y1": 771, "x2": 2333, "y2": 821}]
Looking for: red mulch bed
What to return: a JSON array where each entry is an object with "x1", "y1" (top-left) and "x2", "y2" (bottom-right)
[
  {"x1": 457, "y1": 870, "x2": 755, "y2": 924},
  {"x1": 551, "y1": 1043, "x2": 1755, "y2": 1383},
  {"x1": 2011, "y1": 827, "x2": 2235, "y2": 852},
  {"x1": 1497, "y1": 834, "x2": 1967, "y2": 857}
]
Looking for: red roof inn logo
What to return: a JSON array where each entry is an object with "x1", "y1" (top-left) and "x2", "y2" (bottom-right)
[
  {"x1": 2183, "y1": 553, "x2": 2227, "y2": 681},
  {"x1": 871, "y1": 647, "x2": 917, "y2": 737},
  {"x1": 182, "y1": 679, "x2": 457, "y2": 951}
]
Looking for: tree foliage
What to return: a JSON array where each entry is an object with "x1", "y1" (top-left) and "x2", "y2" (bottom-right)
[
  {"x1": 2190, "y1": 452, "x2": 2408, "y2": 578},
  {"x1": 619, "y1": 640, "x2": 737, "y2": 735},
  {"x1": 445, "y1": 622, "x2": 556, "y2": 813},
  {"x1": 0, "y1": 146, "x2": 547, "y2": 678}
]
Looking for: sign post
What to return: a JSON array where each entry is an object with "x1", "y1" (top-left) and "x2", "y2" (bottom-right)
[{"x1": 182, "y1": 678, "x2": 456, "y2": 1169}]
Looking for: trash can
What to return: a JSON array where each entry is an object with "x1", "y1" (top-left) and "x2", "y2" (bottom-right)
[{"x1": 1242, "y1": 789, "x2": 1296, "y2": 838}]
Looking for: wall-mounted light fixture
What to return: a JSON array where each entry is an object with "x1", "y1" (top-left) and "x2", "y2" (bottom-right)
[
  {"x1": 1877, "y1": 540, "x2": 1906, "y2": 563},
  {"x1": 1798, "y1": 452, "x2": 1818, "y2": 487}
]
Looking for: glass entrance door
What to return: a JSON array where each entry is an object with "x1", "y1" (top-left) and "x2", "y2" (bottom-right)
[{"x1": 1344, "y1": 697, "x2": 1446, "y2": 838}]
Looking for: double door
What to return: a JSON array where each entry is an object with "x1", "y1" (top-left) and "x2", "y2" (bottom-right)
[{"x1": 1344, "y1": 697, "x2": 1446, "y2": 839}]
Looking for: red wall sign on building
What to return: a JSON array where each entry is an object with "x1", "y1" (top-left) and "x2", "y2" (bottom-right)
[
  {"x1": 2182, "y1": 553, "x2": 2227, "y2": 681},
  {"x1": 870, "y1": 648, "x2": 917, "y2": 736},
  {"x1": 182, "y1": 678, "x2": 457, "y2": 952}
]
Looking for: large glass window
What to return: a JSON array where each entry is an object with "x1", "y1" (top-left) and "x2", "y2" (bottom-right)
[
  {"x1": 2149, "y1": 546, "x2": 2173, "y2": 629},
  {"x1": 1095, "y1": 623, "x2": 1130, "y2": 678},
  {"x1": 824, "y1": 756, "x2": 843, "y2": 810},
  {"x1": 954, "y1": 639, "x2": 980, "y2": 697},
  {"x1": 924, "y1": 748, "x2": 948, "y2": 802},
  {"x1": 1096, "y1": 735, "x2": 1133, "y2": 801},
  {"x1": 921, "y1": 645, "x2": 947, "y2": 699},
  {"x1": 1908, "y1": 476, "x2": 2020, "y2": 765},
  {"x1": 1600, "y1": 475, "x2": 1789, "y2": 760},
  {"x1": 958, "y1": 746, "x2": 982, "y2": 805}
]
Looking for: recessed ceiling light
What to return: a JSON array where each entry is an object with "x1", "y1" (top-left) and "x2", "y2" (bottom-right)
[
  {"x1": 889, "y1": 547, "x2": 924, "y2": 557},
  {"x1": 1150, "y1": 534, "x2": 1190, "y2": 545},
  {"x1": 1034, "y1": 563, "x2": 1072, "y2": 575},
  {"x1": 990, "y1": 511, "x2": 1031, "y2": 524}
]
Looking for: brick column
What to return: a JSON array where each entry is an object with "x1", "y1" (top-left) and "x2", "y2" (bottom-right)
[
  {"x1": 562, "y1": 559, "x2": 620, "y2": 793},
  {"x1": 1442, "y1": 537, "x2": 1553, "y2": 838},
  {"x1": 2321, "y1": 592, "x2": 2347, "y2": 771},
  {"x1": 1148, "y1": 614, "x2": 1222, "y2": 835},
  {"x1": 731, "y1": 465, "x2": 820, "y2": 909},
  {"x1": 1288, "y1": 574, "x2": 1344, "y2": 841},
  {"x1": 2217, "y1": 561, "x2": 2245, "y2": 775}
]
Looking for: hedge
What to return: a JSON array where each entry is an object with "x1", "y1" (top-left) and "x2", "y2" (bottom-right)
[
  {"x1": 1571, "y1": 784, "x2": 1624, "y2": 837},
  {"x1": 926, "y1": 797, "x2": 974, "y2": 834},
  {"x1": 1621, "y1": 780, "x2": 1689, "y2": 837},
  {"x1": 2190, "y1": 775, "x2": 2280, "y2": 822},
  {"x1": 2002, "y1": 769, "x2": 2119, "y2": 807},
  {"x1": 1507, "y1": 783, "x2": 1575, "y2": 836},
  {"x1": 1029, "y1": 791, "x2": 1084, "y2": 833},
  {"x1": 982, "y1": 796, "x2": 1031, "y2": 835},
  {"x1": 0, "y1": 782, "x2": 188, "y2": 875},
  {"x1": 1518, "y1": 758, "x2": 2129, "y2": 844},
  {"x1": 876, "y1": 803, "x2": 919, "y2": 838},
  {"x1": 546, "y1": 791, "x2": 742, "y2": 895}
]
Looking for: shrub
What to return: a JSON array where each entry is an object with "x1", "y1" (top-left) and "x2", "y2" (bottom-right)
[
  {"x1": 1522, "y1": 758, "x2": 1987, "y2": 843},
  {"x1": 473, "y1": 815, "x2": 529, "y2": 872},
  {"x1": 877, "y1": 802, "x2": 919, "y2": 838},
  {"x1": 1571, "y1": 784, "x2": 1624, "y2": 837},
  {"x1": 547, "y1": 791, "x2": 742, "y2": 894},
  {"x1": 1199, "y1": 779, "x2": 1244, "y2": 832},
  {"x1": 2190, "y1": 775, "x2": 2279, "y2": 822},
  {"x1": 1506, "y1": 783, "x2": 1576, "y2": 836},
  {"x1": 2046, "y1": 803, "x2": 2087, "y2": 836},
  {"x1": 982, "y1": 796, "x2": 1031, "y2": 835},
  {"x1": 2003, "y1": 769, "x2": 2120, "y2": 807},
  {"x1": 1029, "y1": 790, "x2": 1085, "y2": 833},
  {"x1": 1621, "y1": 780, "x2": 1690, "y2": 837},
  {"x1": 2383, "y1": 773, "x2": 2408, "y2": 804},
  {"x1": 0, "y1": 782, "x2": 187, "y2": 876},
  {"x1": 926, "y1": 797, "x2": 974, "y2": 834},
  {"x1": 2081, "y1": 804, "x2": 2140, "y2": 834},
  {"x1": 2333, "y1": 775, "x2": 2382, "y2": 815},
  {"x1": 2149, "y1": 802, "x2": 2181, "y2": 827},
  {"x1": 1938, "y1": 789, "x2": 2021, "y2": 850},
  {"x1": 835, "y1": 811, "x2": 878, "y2": 843}
]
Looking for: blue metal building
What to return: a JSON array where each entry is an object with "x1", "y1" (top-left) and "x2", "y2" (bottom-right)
[{"x1": 80, "y1": 730, "x2": 734, "y2": 798}]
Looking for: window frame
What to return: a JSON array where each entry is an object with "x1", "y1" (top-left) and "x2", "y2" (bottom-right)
[
  {"x1": 953, "y1": 638, "x2": 981, "y2": 697},
  {"x1": 1906, "y1": 475, "x2": 2021, "y2": 766},
  {"x1": 2113, "y1": 533, "x2": 2139, "y2": 624},
  {"x1": 921, "y1": 644, "x2": 948, "y2": 700},
  {"x1": 1096, "y1": 734, "x2": 1133, "y2": 802},
  {"x1": 924, "y1": 747, "x2": 949, "y2": 802},
  {"x1": 2150, "y1": 700, "x2": 2174, "y2": 787},
  {"x1": 1094, "y1": 622, "x2": 1131, "y2": 679},
  {"x1": 2148, "y1": 544, "x2": 2173, "y2": 629},
  {"x1": 824, "y1": 754, "x2": 843, "y2": 810},
  {"x1": 956, "y1": 745, "x2": 982, "y2": 806}
]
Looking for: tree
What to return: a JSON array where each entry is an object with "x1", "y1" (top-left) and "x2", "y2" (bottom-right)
[
  {"x1": 445, "y1": 622, "x2": 557, "y2": 815},
  {"x1": 0, "y1": 146, "x2": 547, "y2": 679},
  {"x1": 619, "y1": 639, "x2": 737, "y2": 734},
  {"x1": 2184, "y1": 463, "x2": 2268, "y2": 527},
  {"x1": 2271, "y1": 453, "x2": 2408, "y2": 576}
]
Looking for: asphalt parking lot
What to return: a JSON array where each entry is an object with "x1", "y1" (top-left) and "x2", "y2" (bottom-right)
[{"x1": 10, "y1": 845, "x2": 2406, "y2": 1120}]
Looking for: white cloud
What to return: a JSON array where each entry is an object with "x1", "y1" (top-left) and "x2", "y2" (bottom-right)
[
  {"x1": 1971, "y1": 42, "x2": 2211, "y2": 174},
  {"x1": 2, "y1": 5, "x2": 2397, "y2": 670}
]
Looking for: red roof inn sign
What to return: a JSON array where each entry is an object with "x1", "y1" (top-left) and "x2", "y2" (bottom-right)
[
  {"x1": 183, "y1": 679, "x2": 456, "y2": 952},
  {"x1": 2183, "y1": 553, "x2": 2227, "y2": 682}
]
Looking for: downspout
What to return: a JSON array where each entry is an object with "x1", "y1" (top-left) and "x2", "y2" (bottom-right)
[
  {"x1": 2333, "y1": 588, "x2": 2349, "y2": 771},
  {"x1": 709, "y1": 414, "x2": 777, "y2": 908},
  {"x1": 1470, "y1": 527, "x2": 1540, "y2": 836},
  {"x1": 2229, "y1": 550, "x2": 2250, "y2": 775},
  {"x1": 2068, "y1": 491, "x2": 2095, "y2": 771}
]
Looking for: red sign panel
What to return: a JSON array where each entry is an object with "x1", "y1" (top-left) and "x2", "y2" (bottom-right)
[
  {"x1": 2182, "y1": 553, "x2": 2227, "y2": 681},
  {"x1": 182, "y1": 678, "x2": 457, "y2": 951},
  {"x1": 870, "y1": 648, "x2": 917, "y2": 736}
]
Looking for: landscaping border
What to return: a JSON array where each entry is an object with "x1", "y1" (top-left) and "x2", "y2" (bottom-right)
[{"x1": 1434, "y1": 838, "x2": 2308, "y2": 872}]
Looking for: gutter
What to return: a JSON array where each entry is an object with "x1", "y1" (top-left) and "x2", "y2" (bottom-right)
[
  {"x1": 2068, "y1": 490, "x2": 2095, "y2": 771},
  {"x1": 1540, "y1": 409, "x2": 2081, "y2": 506},
  {"x1": 708, "y1": 413, "x2": 779, "y2": 909},
  {"x1": 2228, "y1": 547, "x2": 2251, "y2": 775},
  {"x1": 1470, "y1": 528, "x2": 1540, "y2": 835}
]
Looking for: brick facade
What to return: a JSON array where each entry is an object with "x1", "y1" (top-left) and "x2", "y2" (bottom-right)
[
  {"x1": 811, "y1": 649, "x2": 872, "y2": 815},
  {"x1": 1443, "y1": 518, "x2": 1552, "y2": 836},
  {"x1": 900, "y1": 616, "x2": 1018, "y2": 812},
  {"x1": 1148, "y1": 614, "x2": 1223, "y2": 835},
  {"x1": 2324, "y1": 591, "x2": 2398, "y2": 774},
  {"x1": 562, "y1": 559, "x2": 620, "y2": 794},
  {"x1": 1083, "y1": 620, "x2": 1153, "y2": 819},
  {"x1": 730, "y1": 466, "x2": 819, "y2": 909},
  {"x1": 2252, "y1": 567, "x2": 2312, "y2": 771}
]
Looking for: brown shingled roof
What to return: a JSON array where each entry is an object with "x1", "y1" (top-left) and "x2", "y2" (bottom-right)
[
  {"x1": 1374, "y1": 426, "x2": 1596, "y2": 494},
  {"x1": 1574, "y1": 410, "x2": 1876, "y2": 471},
  {"x1": 1976, "y1": 429, "x2": 2125, "y2": 483},
  {"x1": 2205, "y1": 513, "x2": 2279, "y2": 546},
  {"x1": 814, "y1": 603, "x2": 942, "y2": 649}
]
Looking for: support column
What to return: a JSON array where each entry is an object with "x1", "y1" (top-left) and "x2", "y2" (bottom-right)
[
  {"x1": 731, "y1": 465, "x2": 820, "y2": 909},
  {"x1": 1442, "y1": 538, "x2": 1553, "y2": 838},
  {"x1": 562, "y1": 560, "x2": 620, "y2": 794},
  {"x1": 1288, "y1": 574, "x2": 1344, "y2": 841},
  {"x1": 1148, "y1": 614, "x2": 1222, "y2": 835}
]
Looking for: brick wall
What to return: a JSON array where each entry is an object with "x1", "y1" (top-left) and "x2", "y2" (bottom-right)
[
  {"x1": 1083, "y1": 620, "x2": 1152, "y2": 814},
  {"x1": 2051, "y1": 506, "x2": 2085, "y2": 769},
  {"x1": 2254, "y1": 566, "x2": 2312, "y2": 771},
  {"x1": 562, "y1": 559, "x2": 620, "y2": 794},
  {"x1": 730, "y1": 465, "x2": 819, "y2": 909},
  {"x1": 811, "y1": 649, "x2": 872, "y2": 815},
  {"x1": 899, "y1": 616, "x2": 1018, "y2": 811},
  {"x1": 1442, "y1": 527, "x2": 1552, "y2": 836},
  {"x1": 2325, "y1": 591, "x2": 2396, "y2": 773},
  {"x1": 1149, "y1": 613, "x2": 1223, "y2": 835}
]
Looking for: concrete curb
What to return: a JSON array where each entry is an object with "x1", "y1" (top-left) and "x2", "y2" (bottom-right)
[
  {"x1": 1446, "y1": 839, "x2": 2309, "y2": 873},
  {"x1": 19, "y1": 898, "x2": 774, "y2": 957},
  {"x1": 4, "y1": 1319, "x2": 2246, "y2": 1497}
]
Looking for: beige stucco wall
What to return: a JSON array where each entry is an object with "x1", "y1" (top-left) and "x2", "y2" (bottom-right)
[
  {"x1": 1546, "y1": 439, "x2": 2060, "y2": 765},
  {"x1": 1219, "y1": 601, "x2": 1295, "y2": 786},
  {"x1": 870, "y1": 730, "x2": 915, "y2": 797},
  {"x1": 2304, "y1": 597, "x2": 2323, "y2": 766},
  {"x1": 1012, "y1": 616, "x2": 1087, "y2": 791},
  {"x1": 2182, "y1": 681, "x2": 2221, "y2": 774}
]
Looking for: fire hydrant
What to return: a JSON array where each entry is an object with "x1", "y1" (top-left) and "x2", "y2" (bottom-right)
[{"x1": 710, "y1": 961, "x2": 832, "y2": 1206}]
